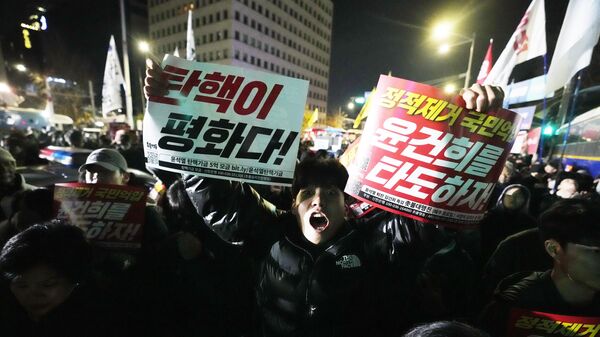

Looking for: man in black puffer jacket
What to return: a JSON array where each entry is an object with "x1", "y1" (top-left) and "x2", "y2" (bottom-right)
[{"x1": 184, "y1": 158, "x2": 474, "y2": 336}]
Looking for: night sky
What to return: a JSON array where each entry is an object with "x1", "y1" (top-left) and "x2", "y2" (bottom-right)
[{"x1": 2, "y1": 0, "x2": 570, "y2": 114}]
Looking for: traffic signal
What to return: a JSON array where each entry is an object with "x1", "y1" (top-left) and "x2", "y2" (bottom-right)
[{"x1": 542, "y1": 124, "x2": 555, "y2": 136}]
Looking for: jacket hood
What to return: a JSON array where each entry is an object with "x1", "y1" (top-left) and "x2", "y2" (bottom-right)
[{"x1": 495, "y1": 184, "x2": 531, "y2": 214}]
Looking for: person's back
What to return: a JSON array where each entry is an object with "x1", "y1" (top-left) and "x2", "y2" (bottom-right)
[
  {"x1": 478, "y1": 227, "x2": 552, "y2": 309},
  {"x1": 479, "y1": 184, "x2": 536, "y2": 266}
]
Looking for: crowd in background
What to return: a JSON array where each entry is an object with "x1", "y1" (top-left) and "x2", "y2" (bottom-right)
[{"x1": 0, "y1": 125, "x2": 599, "y2": 337}]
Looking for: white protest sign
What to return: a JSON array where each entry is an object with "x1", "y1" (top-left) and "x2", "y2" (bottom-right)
[{"x1": 144, "y1": 56, "x2": 309, "y2": 186}]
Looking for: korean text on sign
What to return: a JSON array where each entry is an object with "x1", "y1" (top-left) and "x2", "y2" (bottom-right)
[
  {"x1": 144, "y1": 55, "x2": 309, "y2": 186},
  {"x1": 345, "y1": 75, "x2": 520, "y2": 228},
  {"x1": 507, "y1": 308, "x2": 600, "y2": 337},
  {"x1": 53, "y1": 183, "x2": 147, "y2": 250}
]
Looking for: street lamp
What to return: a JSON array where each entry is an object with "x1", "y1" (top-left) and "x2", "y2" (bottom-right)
[
  {"x1": 431, "y1": 22, "x2": 475, "y2": 89},
  {"x1": 138, "y1": 41, "x2": 150, "y2": 54},
  {"x1": 15, "y1": 64, "x2": 27, "y2": 72}
]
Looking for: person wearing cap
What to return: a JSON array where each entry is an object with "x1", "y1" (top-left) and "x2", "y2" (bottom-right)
[
  {"x1": 0, "y1": 148, "x2": 35, "y2": 223},
  {"x1": 79, "y1": 148, "x2": 130, "y2": 185},
  {"x1": 78, "y1": 148, "x2": 171, "y2": 335}
]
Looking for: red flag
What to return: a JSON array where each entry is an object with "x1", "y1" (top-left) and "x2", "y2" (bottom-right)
[{"x1": 476, "y1": 39, "x2": 493, "y2": 84}]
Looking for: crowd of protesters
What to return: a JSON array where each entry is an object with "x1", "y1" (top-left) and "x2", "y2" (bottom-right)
[{"x1": 0, "y1": 76, "x2": 599, "y2": 337}]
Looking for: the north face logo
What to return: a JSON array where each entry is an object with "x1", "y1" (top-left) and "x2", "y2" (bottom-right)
[{"x1": 335, "y1": 255, "x2": 361, "y2": 269}]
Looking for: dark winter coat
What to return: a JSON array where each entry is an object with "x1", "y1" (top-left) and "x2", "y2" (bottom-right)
[{"x1": 184, "y1": 176, "x2": 475, "y2": 337}]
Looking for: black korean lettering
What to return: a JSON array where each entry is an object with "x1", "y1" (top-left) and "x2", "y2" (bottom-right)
[
  {"x1": 158, "y1": 136, "x2": 194, "y2": 152},
  {"x1": 193, "y1": 118, "x2": 235, "y2": 155},
  {"x1": 220, "y1": 122, "x2": 247, "y2": 157},
  {"x1": 185, "y1": 116, "x2": 208, "y2": 139},
  {"x1": 161, "y1": 113, "x2": 193, "y2": 136},
  {"x1": 235, "y1": 126, "x2": 272, "y2": 160}
]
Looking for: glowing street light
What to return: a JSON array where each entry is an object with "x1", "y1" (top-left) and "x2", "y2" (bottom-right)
[
  {"x1": 354, "y1": 97, "x2": 366, "y2": 104},
  {"x1": 138, "y1": 40, "x2": 150, "y2": 53},
  {"x1": 432, "y1": 21, "x2": 453, "y2": 41},
  {"x1": 15, "y1": 64, "x2": 27, "y2": 72},
  {"x1": 431, "y1": 20, "x2": 475, "y2": 88},
  {"x1": 347, "y1": 102, "x2": 355, "y2": 110},
  {"x1": 438, "y1": 43, "x2": 450, "y2": 54}
]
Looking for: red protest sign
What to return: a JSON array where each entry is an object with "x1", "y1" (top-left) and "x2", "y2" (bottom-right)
[
  {"x1": 345, "y1": 76, "x2": 521, "y2": 227},
  {"x1": 507, "y1": 308, "x2": 600, "y2": 337},
  {"x1": 53, "y1": 183, "x2": 147, "y2": 250}
]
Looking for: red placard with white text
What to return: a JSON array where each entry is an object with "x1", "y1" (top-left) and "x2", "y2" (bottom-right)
[
  {"x1": 144, "y1": 55, "x2": 309, "y2": 186},
  {"x1": 507, "y1": 308, "x2": 600, "y2": 337},
  {"x1": 54, "y1": 183, "x2": 147, "y2": 250},
  {"x1": 345, "y1": 76, "x2": 521, "y2": 227}
]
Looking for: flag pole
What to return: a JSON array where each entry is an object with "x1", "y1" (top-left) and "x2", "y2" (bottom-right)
[
  {"x1": 537, "y1": 52, "x2": 548, "y2": 161},
  {"x1": 119, "y1": 0, "x2": 134, "y2": 129},
  {"x1": 555, "y1": 70, "x2": 583, "y2": 192}
]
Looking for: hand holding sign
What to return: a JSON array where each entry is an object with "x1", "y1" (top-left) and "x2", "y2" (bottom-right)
[
  {"x1": 144, "y1": 58, "x2": 168, "y2": 99},
  {"x1": 460, "y1": 83, "x2": 505, "y2": 112}
]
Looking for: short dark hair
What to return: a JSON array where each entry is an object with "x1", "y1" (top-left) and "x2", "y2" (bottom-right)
[
  {"x1": 0, "y1": 221, "x2": 92, "y2": 283},
  {"x1": 292, "y1": 158, "x2": 349, "y2": 197},
  {"x1": 403, "y1": 321, "x2": 490, "y2": 337},
  {"x1": 539, "y1": 198, "x2": 600, "y2": 247}
]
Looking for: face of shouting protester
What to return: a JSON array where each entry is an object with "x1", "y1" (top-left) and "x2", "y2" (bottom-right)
[{"x1": 294, "y1": 185, "x2": 346, "y2": 245}]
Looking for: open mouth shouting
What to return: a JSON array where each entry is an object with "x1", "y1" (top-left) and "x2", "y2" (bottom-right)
[{"x1": 309, "y1": 211, "x2": 329, "y2": 232}]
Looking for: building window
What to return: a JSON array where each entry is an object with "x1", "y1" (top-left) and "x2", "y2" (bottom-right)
[
  {"x1": 223, "y1": 10, "x2": 228, "y2": 19},
  {"x1": 223, "y1": 29, "x2": 228, "y2": 39},
  {"x1": 235, "y1": 11, "x2": 240, "y2": 20},
  {"x1": 234, "y1": 31, "x2": 240, "y2": 40}
]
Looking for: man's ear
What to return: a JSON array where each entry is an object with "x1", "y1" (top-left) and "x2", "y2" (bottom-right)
[{"x1": 545, "y1": 239, "x2": 563, "y2": 260}]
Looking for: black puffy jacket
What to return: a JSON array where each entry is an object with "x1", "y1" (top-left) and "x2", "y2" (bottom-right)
[{"x1": 184, "y1": 176, "x2": 474, "y2": 337}]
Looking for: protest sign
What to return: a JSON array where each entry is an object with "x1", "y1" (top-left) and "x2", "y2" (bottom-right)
[
  {"x1": 144, "y1": 55, "x2": 309, "y2": 186},
  {"x1": 54, "y1": 183, "x2": 147, "y2": 249},
  {"x1": 507, "y1": 308, "x2": 600, "y2": 337},
  {"x1": 345, "y1": 75, "x2": 521, "y2": 227}
]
